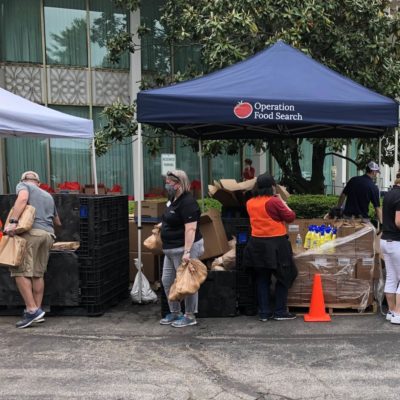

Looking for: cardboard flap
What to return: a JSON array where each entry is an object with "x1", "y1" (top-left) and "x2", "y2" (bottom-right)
[
  {"x1": 211, "y1": 189, "x2": 240, "y2": 207},
  {"x1": 276, "y1": 185, "x2": 290, "y2": 202},
  {"x1": 208, "y1": 185, "x2": 218, "y2": 196},
  {"x1": 236, "y1": 178, "x2": 256, "y2": 191},
  {"x1": 213, "y1": 180, "x2": 222, "y2": 189},
  {"x1": 219, "y1": 179, "x2": 240, "y2": 191}
]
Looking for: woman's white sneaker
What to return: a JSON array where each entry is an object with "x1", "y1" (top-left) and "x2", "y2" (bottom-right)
[{"x1": 390, "y1": 314, "x2": 400, "y2": 325}]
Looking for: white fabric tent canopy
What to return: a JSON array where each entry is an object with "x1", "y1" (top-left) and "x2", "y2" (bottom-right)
[
  {"x1": 0, "y1": 88, "x2": 93, "y2": 138},
  {"x1": 0, "y1": 87, "x2": 97, "y2": 192}
]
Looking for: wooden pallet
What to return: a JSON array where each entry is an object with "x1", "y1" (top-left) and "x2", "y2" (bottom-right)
[{"x1": 288, "y1": 301, "x2": 378, "y2": 315}]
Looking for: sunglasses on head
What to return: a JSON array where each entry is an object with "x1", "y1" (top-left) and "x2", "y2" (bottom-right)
[{"x1": 166, "y1": 171, "x2": 180, "y2": 182}]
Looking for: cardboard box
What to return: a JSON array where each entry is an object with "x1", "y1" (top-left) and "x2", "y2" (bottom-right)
[
  {"x1": 199, "y1": 208, "x2": 230, "y2": 260},
  {"x1": 356, "y1": 257, "x2": 375, "y2": 280},
  {"x1": 129, "y1": 251, "x2": 160, "y2": 283},
  {"x1": 134, "y1": 199, "x2": 167, "y2": 218},
  {"x1": 209, "y1": 178, "x2": 256, "y2": 207},
  {"x1": 276, "y1": 185, "x2": 290, "y2": 202},
  {"x1": 294, "y1": 254, "x2": 356, "y2": 279},
  {"x1": 55, "y1": 189, "x2": 81, "y2": 194},
  {"x1": 83, "y1": 186, "x2": 106, "y2": 195},
  {"x1": 129, "y1": 220, "x2": 156, "y2": 252},
  {"x1": 208, "y1": 185, "x2": 240, "y2": 207}
]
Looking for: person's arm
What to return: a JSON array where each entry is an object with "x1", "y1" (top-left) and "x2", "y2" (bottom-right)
[
  {"x1": 337, "y1": 192, "x2": 346, "y2": 208},
  {"x1": 182, "y1": 221, "x2": 197, "y2": 264},
  {"x1": 395, "y1": 210, "x2": 400, "y2": 230},
  {"x1": 4, "y1": 189, "x2": 29, "y2": 235},
  {"x1": 267, "y1": 195, "x2": 296, "y2": 222},
  {"x1": 375, "y1": 207, "x2": 382, "y2": 225},
  {"x1": 53, "y1": 215, "x2": 62, "y2": 227}
]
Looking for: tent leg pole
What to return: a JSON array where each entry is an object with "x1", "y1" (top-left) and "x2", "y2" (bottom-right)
[
  {"x1": 137, "y1": 123, "x2": 143, "y2": 303},
  {"x1": 395, "y1": 129, "x2": 399, "y2": 177},
  {"x1": 46, "y1": 139, "x2": 51, "y2": 187},
  {"x1": 199, "y1": 139, "x2": 205, "y2": 211},
  {"x1": 378, "y1": 138, "x2": 382, "y2": 193},
  {"x1": 91, "y1": 138, "x2": 98, "y2": 194}
]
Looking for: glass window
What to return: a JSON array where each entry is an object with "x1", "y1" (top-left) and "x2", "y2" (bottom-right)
[
  {"x1": 5, "y1": 137, "x2": 48, "y2": 192},
  {"x1": 140, "y1": 0, "x2": 170, "y2": 76},
  {"x1": 89, "y1": 0, "x2": 129, "y2": 69},
  {"x1": 44, "y1": 0, "x2": 88, "y2": 67},
  {"x1": 93, "y1": 107, "x2": 133, "y2": 195},
  {"x1": 0, "y1": 0, "x2": 42, "y2": 63},
  {"x1": 142, "y1": 126, "x2": 172, "y2": 194},
  {"x1": 48, "y1": 105, "x2": 91, "y2": 188}
]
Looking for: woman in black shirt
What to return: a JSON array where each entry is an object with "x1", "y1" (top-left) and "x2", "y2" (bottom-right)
[
  {"x1": 159, "y1": 170, "x2": 204, "y2": 328},
  {"x1": 381, "y1": 174, "x2": 400, "y2": 325}
]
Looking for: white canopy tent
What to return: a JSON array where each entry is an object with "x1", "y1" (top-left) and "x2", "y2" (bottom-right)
[{"x1": 0, "y1": 87, "x2": 96, "y2": 192}]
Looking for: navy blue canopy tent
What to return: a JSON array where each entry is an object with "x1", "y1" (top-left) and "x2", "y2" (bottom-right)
[
  {"x1": 134, "y1": 42, "x2": 399, "y2": 289},
  {"x1": 137, "y1": 40, "x2": 399, "y2": 139}
]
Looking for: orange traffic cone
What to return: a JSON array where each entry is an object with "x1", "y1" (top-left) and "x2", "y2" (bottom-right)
[{"x1": 304, "y1": 274, "x2": 331, "y2": 322}]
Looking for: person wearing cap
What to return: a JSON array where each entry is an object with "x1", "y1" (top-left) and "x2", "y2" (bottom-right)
[
  {"x1": 4, "y1": 171, "x2": 61, "y2": 329},
  {"x1": 242, "y1": 173, "x2": 297, "y2": 321},
  {"x1": 242, "y1": 158, "x2": 255, "y2": 181},
  {"x1": 337, "y1": 161, "x2": 382, "y2": 223}
]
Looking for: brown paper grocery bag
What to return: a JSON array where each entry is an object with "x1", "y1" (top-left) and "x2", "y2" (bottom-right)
[{"x1": 0, "y1": 235, "x2": 27, "y2": 267}]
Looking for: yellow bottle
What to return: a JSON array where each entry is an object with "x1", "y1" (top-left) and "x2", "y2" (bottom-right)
[{"x1": 304, "y1": 226, "x2": 313, "y2": 249}]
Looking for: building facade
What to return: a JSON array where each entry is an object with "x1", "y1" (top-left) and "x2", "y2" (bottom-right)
[{"x1": 0, "y1": 0, "x2": 396, "y2": 196}]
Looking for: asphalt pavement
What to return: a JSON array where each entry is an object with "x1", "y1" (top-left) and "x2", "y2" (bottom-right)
[{"x1": 0, "y1": 300, "x2": 398, "y2": 400}]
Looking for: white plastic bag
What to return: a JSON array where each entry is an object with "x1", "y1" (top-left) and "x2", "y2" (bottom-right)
[{"x1": 130, "y1": 258, "x2": 158, "y2": 304}]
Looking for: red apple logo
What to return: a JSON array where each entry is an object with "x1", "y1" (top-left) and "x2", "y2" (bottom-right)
[{"x1": 234, "y1": 101, "x2": 253, "y2": 119}]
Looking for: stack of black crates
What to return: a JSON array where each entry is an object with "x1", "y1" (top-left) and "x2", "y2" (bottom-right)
[
  {"x1": 223, "y1": 217, "x2": 257, "y2": 316},
  {"x1": 77, "y1": 196, "x2": 129, "y2": 316}
]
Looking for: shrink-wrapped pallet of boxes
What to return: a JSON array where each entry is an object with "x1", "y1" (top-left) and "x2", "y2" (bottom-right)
[{"x1": 288, "y1": 220, "x2": 378, "y2": 312}]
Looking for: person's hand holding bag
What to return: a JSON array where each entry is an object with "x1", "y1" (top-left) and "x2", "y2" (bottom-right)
[{"x1": 168, "y1": 259, "x2": 208, "y2": 301}]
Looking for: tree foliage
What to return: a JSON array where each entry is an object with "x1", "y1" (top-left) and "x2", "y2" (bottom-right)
[{"x1": 103, "y1": 0, "x2": 400, "y2": 193}]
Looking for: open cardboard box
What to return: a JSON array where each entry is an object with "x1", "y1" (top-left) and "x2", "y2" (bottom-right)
[
  {"x1": 209, "y1": 177, "x2": 290, "y2": 207},
  {"x1": 208, "y1": 178, "x2": 256, "y2": 207},
  {"x1": 199, "y1": 208, "x2": 230, "y2": 260},
  {"x1": 133, "y1": 199, "x2": 167, "y2": 218}
]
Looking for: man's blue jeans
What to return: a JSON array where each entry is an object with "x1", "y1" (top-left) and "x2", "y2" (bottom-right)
[{"x1": 255, "y1": 268, "x2": 288, "y2": 318}]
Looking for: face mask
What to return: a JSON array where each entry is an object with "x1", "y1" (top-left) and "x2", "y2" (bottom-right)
[{"x1": 165, "y1": 183, "x2": 177, "y2": 197}]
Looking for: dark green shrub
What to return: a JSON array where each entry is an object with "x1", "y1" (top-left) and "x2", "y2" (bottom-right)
[{"x1": 287, "y1": 195, "x2": 339, "y2": 219}]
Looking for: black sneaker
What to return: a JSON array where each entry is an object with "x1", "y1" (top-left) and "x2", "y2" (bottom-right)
[
  {"x1": 273, "y1": 312, "x2": 297, "y2": 321},
  {"x1": 16, "y1": 308, "x2": 45, "y2": 329},
  {"x1": 259, "y1": 313, "x2": 273, "y2": 322}
]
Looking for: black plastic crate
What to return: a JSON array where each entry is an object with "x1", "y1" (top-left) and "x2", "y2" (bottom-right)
[
  {"x1": 161, "y1": 271, "x2": 238, "y2": 318},
  {"x1": 222, "y1": 217, "x2": 250, "y2": 241},
  {"x1": 77, "y1": 237, "x2": 129, "y2": 260},
  {"x1": 78, "y1": 196, "x2": 128, "y2": 249},
  {"x1": 79, "y1": 196, "x2": 128, "y2": 226},
  {"x1": 197, "y1": 271, "x2": 237, "y2": 317},
  {"x1": 235, "y1": 243, "x2": 257, "y2": 315},
  {"x1": 80, "y1": 280, "x2": 128, "y2": 305},
  {"x1": 0, "y1": 250, "x2": 80, "y2": 308},
  {"x1": 0, "y1": 194, "x2": 16, "y2": 226},
  {"x1": 236, "y1": 243, "x2": 247, "y2": 270},
  {"x1": 53, "y1": 194, "x2": 82, "y2": 241},
  {"x1": 80, "y1": 259, "x2": 129, "y2": 287}
]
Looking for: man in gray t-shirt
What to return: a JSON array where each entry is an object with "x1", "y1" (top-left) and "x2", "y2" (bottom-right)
[{"x1": 4, "y1": 171, "x2": 61, "y2": 329}]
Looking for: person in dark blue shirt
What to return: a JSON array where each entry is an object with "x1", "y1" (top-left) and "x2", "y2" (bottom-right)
[{"x1": 337, "y1": 161, "x2": 382, "y2": 223}]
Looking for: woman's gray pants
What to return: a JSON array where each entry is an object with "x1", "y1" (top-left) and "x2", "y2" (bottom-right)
[{"x1": 162, "y1": 239, "x2": 204, "y2": 314}]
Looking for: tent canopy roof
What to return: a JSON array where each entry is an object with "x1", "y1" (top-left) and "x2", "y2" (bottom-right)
[
  {"x1": 137, "y1": 41, "x2": 399, "y2": 140},
  {"x1": 0, "y1": 88, "x2": 94, "y2": 139}
]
